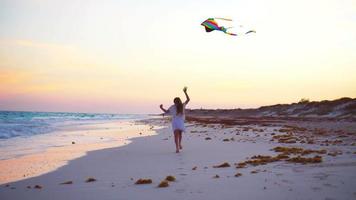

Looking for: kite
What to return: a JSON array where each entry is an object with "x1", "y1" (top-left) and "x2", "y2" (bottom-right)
[
  {"x1": 201, "y1": 18, "x2": 256, "y2": 36},
  {"x1": 245, "y1": 30, "x2": 256, "y2": 34},
  {"x1": 201, "y1": 18, "x2": 237, "y2": 36}
]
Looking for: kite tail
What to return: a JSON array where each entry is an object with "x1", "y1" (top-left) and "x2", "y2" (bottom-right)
[
  {"x1": 226, "y1": 32, "x2": 237, "y2": 36},
  {"x1": 220, "y1": 26, "x2": 237, "y2": 36},
  {"x1": 225, "y1": 27, "x2": 237, "y2": 35}
]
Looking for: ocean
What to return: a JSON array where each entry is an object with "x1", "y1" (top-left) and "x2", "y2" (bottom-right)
[
  {"x1": 0, "y1": 111, "x2": 147, "y2": 139},
  {"x1": 0, "y1": 111, "x2": 148, "y2": 160}
]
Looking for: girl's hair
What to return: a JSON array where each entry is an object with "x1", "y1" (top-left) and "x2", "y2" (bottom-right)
[{"x1": 173, "y1": 97, "x2": 183, "y2": 115}]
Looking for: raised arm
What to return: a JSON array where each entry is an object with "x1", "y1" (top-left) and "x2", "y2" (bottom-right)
[
  {"x1": 183, "y1": 86, "x2": 190, "y2": 105},
  {"x1": 159, "y1": 104, "x2": 169, "y2": 114}
]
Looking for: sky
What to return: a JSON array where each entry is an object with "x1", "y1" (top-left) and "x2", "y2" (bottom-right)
[{"x1": 0, "y1": 0, "x2": 355, "y2": 114}]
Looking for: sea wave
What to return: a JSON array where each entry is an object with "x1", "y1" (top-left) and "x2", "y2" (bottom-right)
[{"x1": 0, "y1": 111, "x2": 146, "y2": 139}]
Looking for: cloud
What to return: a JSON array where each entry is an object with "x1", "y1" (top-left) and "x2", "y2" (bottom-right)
[
  {"x1": 0, "y1": 39, "x2": 76, "y2": 52},
  {"x1": 0, "y1": 69, "x2": 35, "y2": 96}
]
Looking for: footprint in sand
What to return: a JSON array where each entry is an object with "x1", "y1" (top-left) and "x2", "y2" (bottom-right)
[
  {"x1": 313, "y1": 173, "x2": 329, "y2": 181},
  {"x1": 175, "y1": 188, "x2": 186, "y2": 193},
  {"x1": 292, "y1": 168, "x2": 304, "y2": 173},
  {"x1": 324, "y1": 197, "x2": 336, "y2": 200},
  {"x1": 311, "y1": 186, "x2": 322, "y2": 191},
  {"x1": 323, "y1": 183, "x2": 338, "y2": 188},
  {"x1": 281, "y1": 179, "x2": 293, "y2": 184}
]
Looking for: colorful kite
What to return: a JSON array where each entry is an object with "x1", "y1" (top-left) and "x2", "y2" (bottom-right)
[
  {"x1": 201, "y1": 18, "x2": 256, "y2": 36},
  {"x1": 201, "y1": 18, "x2": 237, "y2": 36}
]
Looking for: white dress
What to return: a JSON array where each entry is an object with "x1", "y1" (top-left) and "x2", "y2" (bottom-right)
[{"x1": 168, "y1": 103, "x2": 186, "y2": 132}]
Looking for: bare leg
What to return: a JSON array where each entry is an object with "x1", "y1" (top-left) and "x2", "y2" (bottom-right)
[
  {"x1": 174, "y1": 130, "x2": 180, "y2": 153},
  {"x1": 178, "y1": 131, "x2": 183, "y2": 149}
]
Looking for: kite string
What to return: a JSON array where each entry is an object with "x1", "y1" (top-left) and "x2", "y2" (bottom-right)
[{"x1": 215, "y1": 17, "x2": 233, "y2": 21}]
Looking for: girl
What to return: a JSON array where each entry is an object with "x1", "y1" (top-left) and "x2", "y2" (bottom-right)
[{"x1": 160, "y1": 87, "x2": 190, "y2": 153}]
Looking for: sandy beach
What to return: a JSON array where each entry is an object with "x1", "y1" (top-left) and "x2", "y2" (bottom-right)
[{"x1": 1, "y1": 116, "x2": 355, "y2": 200}]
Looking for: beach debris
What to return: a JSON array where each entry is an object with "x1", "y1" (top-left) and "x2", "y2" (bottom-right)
[
  {"x1": 272, "y1": 134, "x2": 297, "y2": 144},
  {"x1": 60, "y1": 181, "x2": 73, "y2": 185},
  {"x1": 234, "y1": 173, "x2": 242, "y2": 177},
  {"x1": 139, "y1": 132, "x2": 142, "y2": 135},
  {"x1": 5, "y1": 184, "x2": 10, "y2": 187},
  {"x1": 285, "y1": 125, "x2": 307, "y2": 132},
  {"x1": 302, "y1": 148, "x2": 327, "y2": 155},
  {"x1": 241, "y1": 155, "x2": 280, "y2": 166},
  {"x1": 237, "y1": 156, "x2": 275, "y2": 168},
  {"x1": 165, "y1": 175, "x2": 176, "y2": 182},
  {"x1": 236, "y1": 162, "x2": 247, "y2": 168},
  {"x1": 213, "y1": 174, "x2": 220, "y2": 179},
  {"x1": 86, "y1": 177, "x2": 97, "y2": 183},
  {"x1": 205, "y1": 137, "x2": 212, "y2": 140},
  {"x1": 235, "y1": 146, "x2": 326, "y2": 168},
  {"x1": 34, "y1": 185, "x2": 42, "y2": 189},
  {"x1": 275, "y1": 154, "x2": 290, "y2": 160},
  {"x1": 71, "y1": 141, "x2": 75, "y2": 144},
  {"x1": 327, "y1": 151, "x2": 343, "y2": 157},
  {"x1": 314, "y1": 128, "x2": 327, "y2": 135},
  {"x1": 135, "y1": 179, "x2": 153, "y2": 185},
  {"x1": 307, "y1": 140, "x2": 315, "y2": 144},
  {"x1": 242, "y1": 127, "x2": 250, "y2": 131},
  {"x1": 158, "y1": 180, "x2": 169, "y2": 188},
  {"x1": 322, "y1": 139, "x2": 343, "y2": 146},
  {"x1": 286, "y1": 156, "x2": 322, "y2": 164},
  {"x1": 223, "y1": 138, "x2": 230, "y2": 142},
  {"x1": 251, "y1": 155, "x2": 275, "y2": 160},
  {"x1": 250, "y1": 170, "x2": 259, "y2": 174},
  {"x1": 192, "y1": 166, "x2": 197, "y2": 170},
  {"x1": 272, "y1": 146, "x2": 326, "y2": 155},
  {"x1": 252, "y1": 128, "x2": 264, "y2": 132},
  {"x1": 213, "y1": 162, "x2": 231, "y2": 168}
]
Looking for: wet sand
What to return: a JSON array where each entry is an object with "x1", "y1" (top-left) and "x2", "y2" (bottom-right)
[{"x1": 0, "y1": 121, "x2": 157, "y2": 184}]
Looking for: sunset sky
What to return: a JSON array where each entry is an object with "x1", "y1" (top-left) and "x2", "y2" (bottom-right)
[{"x1": 0, "y1": 0, "x2": 355, "y2": 113}]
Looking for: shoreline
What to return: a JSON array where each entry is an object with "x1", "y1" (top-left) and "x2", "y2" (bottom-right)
[
  {"x1": 1, "y1": 116, "x2": 355, "y2": 200},
  {"x1": 0, "y1": 120, "x2": 158, "y2": 184}
]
